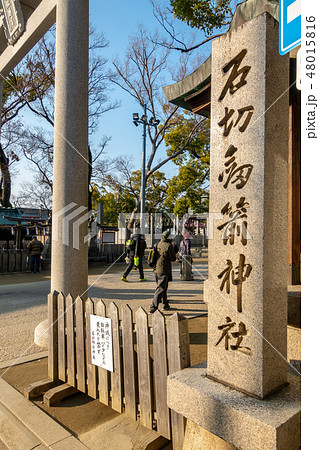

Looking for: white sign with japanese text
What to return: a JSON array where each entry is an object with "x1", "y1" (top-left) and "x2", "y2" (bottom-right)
[{"x1": 90, "y1": 315, "x2": 113, "y2": 372}]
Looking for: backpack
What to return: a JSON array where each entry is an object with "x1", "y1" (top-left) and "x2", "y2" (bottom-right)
[
  {"x1": 179, "y1": 239, "x2": 186, "y2": 255},
  {"x1": 125, "y1": 238, "x2": 136, "y2": 252},
  {"x1": 139, "y1": 236, "x2": 147, "y2": 253},
  {"x1": 147, "y1": 243, "x2": 159, "y2": 268}
]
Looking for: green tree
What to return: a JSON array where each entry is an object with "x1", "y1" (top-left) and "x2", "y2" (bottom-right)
[
  {"x1": 170, "y1": 0, "x2": 234, "y2": 35},
  {"x1": 152, "y1": 0, "x2": 240, "y2": 53},
  {"x1": 91, "y1": 161, "x2": 168, "y2": 226},
  {"x1": 145, "y1": 171, "x2": 168, "y2": 213},
  {"x1": 103, "y1": 157, "x2": 169, "y2": 215},
  {"x1": 164, "y1": 110, "x2": 210, "y2": 216},
  {"x1": 91, "y1": 186, "x2": 125, "y2": 226}
]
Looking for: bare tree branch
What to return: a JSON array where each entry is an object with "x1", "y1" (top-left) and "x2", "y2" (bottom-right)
[
  {"x1": 147, "y1": 117, "x2": 206, "y2": 177},
  {"x1": 150, "y1": 0, "x2": 232, "y2": 53}
]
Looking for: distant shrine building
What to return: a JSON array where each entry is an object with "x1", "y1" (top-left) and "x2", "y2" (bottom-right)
[{"x1": 163, "y1": 0, "x2": 300, "y2": 286}]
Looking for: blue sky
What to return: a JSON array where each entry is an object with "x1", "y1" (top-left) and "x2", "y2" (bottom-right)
[
  {"x1": 12, "y1": 0, "x2": 209, "y2": 198},
  {"x1": 88, "y1": 0, "x2": 207, "y2": 178},
  {"x1": 89, "y1": 0, "x2": 164, "y2": 171}
]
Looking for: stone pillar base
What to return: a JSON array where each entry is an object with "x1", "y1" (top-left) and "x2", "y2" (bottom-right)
[
  {"x1": 34, "y1": 319, "x2": 49, "y2": 348},
  {"x1": 183, "y1": 420, "x2": 236, "y2": 450},
  {"x1": 181, "y1": 275, "x2": 194, "y2": 281},
  {"x1": 181, "y1": 255, "x2": 194, "y2": 281},
  {"x1": 167, "y1": 364, "x2": 300, "y2": 450}
]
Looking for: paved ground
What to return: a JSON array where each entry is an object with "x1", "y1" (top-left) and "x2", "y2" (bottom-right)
[
  {"x1": 0, "y1": 260, "x2": 208, "y2": 449},
  {"x1": 0, "y1": 376, "x2": 89, "y2": 449},
  {"x1": 0, "y1": 260, "x2": 208, "y2": 362},
  {"x1": 0, "y1": 311, "x2": 209, "y2": 449}
]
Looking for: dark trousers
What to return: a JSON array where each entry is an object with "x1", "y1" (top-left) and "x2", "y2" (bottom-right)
[
  {"x1": 30, "y1": 255, "x2": 41, "y2": 273},
  {"x1": 151, "y1": 273, "x2": 170, "y2": 309},
  {"x1": 123, "y1": 255, "x2": 144, "y2": 279}
]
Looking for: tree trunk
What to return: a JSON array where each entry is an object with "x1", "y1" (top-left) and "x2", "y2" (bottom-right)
[{"x1": 0, "y1": 143, "x2": 12, "y2": 207}]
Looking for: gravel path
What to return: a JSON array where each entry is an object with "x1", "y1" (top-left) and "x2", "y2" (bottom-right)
[{"x1": 0, "y1": 261, "x2": 208, "y2": 362}]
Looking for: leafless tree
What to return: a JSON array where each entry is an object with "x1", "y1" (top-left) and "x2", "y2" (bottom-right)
[
  {"x1": 13, "y1": 182, "x2": 52, "y2": 211},
  {"x1": 12, "y1": 125, "x2": 115, "y2": 211},
  {"x1": 20, "y1": 26, "x2": 119, "y2": 134},
  {"x1": 0, "y1": 120, "x2": 24, "y2": 207},
  {"x1": 109, "y1": 26, "x2": 206, "y2": 228},
  {"x1": 104, "y1": 157, "x2": 140, "y2": 204},
  {"x1": 103, "y1": 156, "x2": 168, "y2": 214},
  {"x1": 0, "y1": 25, "x2": 119, "y2": 208}
]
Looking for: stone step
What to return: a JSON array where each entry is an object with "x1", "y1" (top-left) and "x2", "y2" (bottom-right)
[
  {"x1": 0, "y1": 403, "x2": 43, "y2": 450},
  {"x1": 79, "y1": 415, "x2": 168, "y2": 450},
  {"x1": 0, "y1": 378, "x2": 88, "y2": 449}
]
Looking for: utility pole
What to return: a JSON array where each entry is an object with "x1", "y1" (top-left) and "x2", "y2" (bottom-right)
[
  {"x1": 140, "y1": 103, "x2": 147, "y2": 235},
  {"x1": 132, "y1": 105, "x2": 160, "y2": 235}
]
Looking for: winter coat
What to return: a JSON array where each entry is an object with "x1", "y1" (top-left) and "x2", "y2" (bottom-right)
[
  {"x1": 179, "y1": 238, "x2": 191, "y2": 256},
  {"x1": 127, "y1": 234, "x2": 147, "y2": 257},
  {"x1": 154, "y1": 237, "x2": 176, "y2": 275},
  {"x1": 28, "y1": 239, "x2": 44, "y2": 256}
]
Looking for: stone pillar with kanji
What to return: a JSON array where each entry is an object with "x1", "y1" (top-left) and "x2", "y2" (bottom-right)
[
  {"x1": 167, "y1": 13, "x2": 300, "y2": 450},
  {"x1": 205, "y1": 12, "x2": 289, "y2": 399}
]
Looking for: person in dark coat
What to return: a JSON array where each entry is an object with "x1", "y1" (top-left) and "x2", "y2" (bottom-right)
[
  {"x1": 121, "y1": 231, "x2": 147, "y2": 282},
  {"x1": 28, "y1": 235, "x2": 44, "y2": 274},
  {"x1": 149, "y1": 229, "x2": 176, "y2": 313}
]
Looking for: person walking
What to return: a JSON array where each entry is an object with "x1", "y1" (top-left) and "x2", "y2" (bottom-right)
[
  {"x1": 121, "y1": 230, "x2": 147, "y2": 282},
  {"x1": 178, "y1": 232, "x2": 192, "y2": 277},
  {"x1": 149, "y1": 229, "x2": 176, "y2": 314},
  {"x1": 28, "y1": 235, "x2": 44, "y2": 274}
]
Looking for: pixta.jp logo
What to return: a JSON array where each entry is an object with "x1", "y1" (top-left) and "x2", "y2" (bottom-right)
[{"x1": 52, "y1": 203, "x2": 97, "y2": 250}]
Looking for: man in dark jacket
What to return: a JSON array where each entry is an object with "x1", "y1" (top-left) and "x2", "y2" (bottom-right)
[
  {"x1": 149, "y1": 229, "x2": 176, "y2": 313},
  {"x1": 121, "y1": 230, "x2": 147, "y2": 282},
  {"x1": 28, "y1": 235, "x2": 44, "y2": 274}
]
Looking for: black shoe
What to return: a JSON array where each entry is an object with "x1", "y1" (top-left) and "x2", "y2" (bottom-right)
[
  {"x1": 149, "y1": 307, "x2": 157, "y2": 314},
  {"x1": 163, "y1": 304, "x2": 170, "y2": 310}
]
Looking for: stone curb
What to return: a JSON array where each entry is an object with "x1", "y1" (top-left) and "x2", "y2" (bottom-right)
[
  {"x1": 0, "y1": 352, "x2": 48, "y2": 370},
  {"x1": 0, "y1": 378, "x2": 88, "y2": 449}
]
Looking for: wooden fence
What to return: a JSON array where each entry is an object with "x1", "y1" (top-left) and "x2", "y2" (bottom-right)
[
  {"x1": 0, "y1": 249, "x2": 29, "y2": 273},
  {"x1": 89, "y1": 243, "x2": 125, "y2": 263},
  {"x1": 0, "y1": 244, "x2": 125, "y2": 273},
  {"x1": 101, "y1": 243, "x2": 125, "y2": 262},
  {"x1": 48, "y1": 292, "x2": 190, "y2": 449}
]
